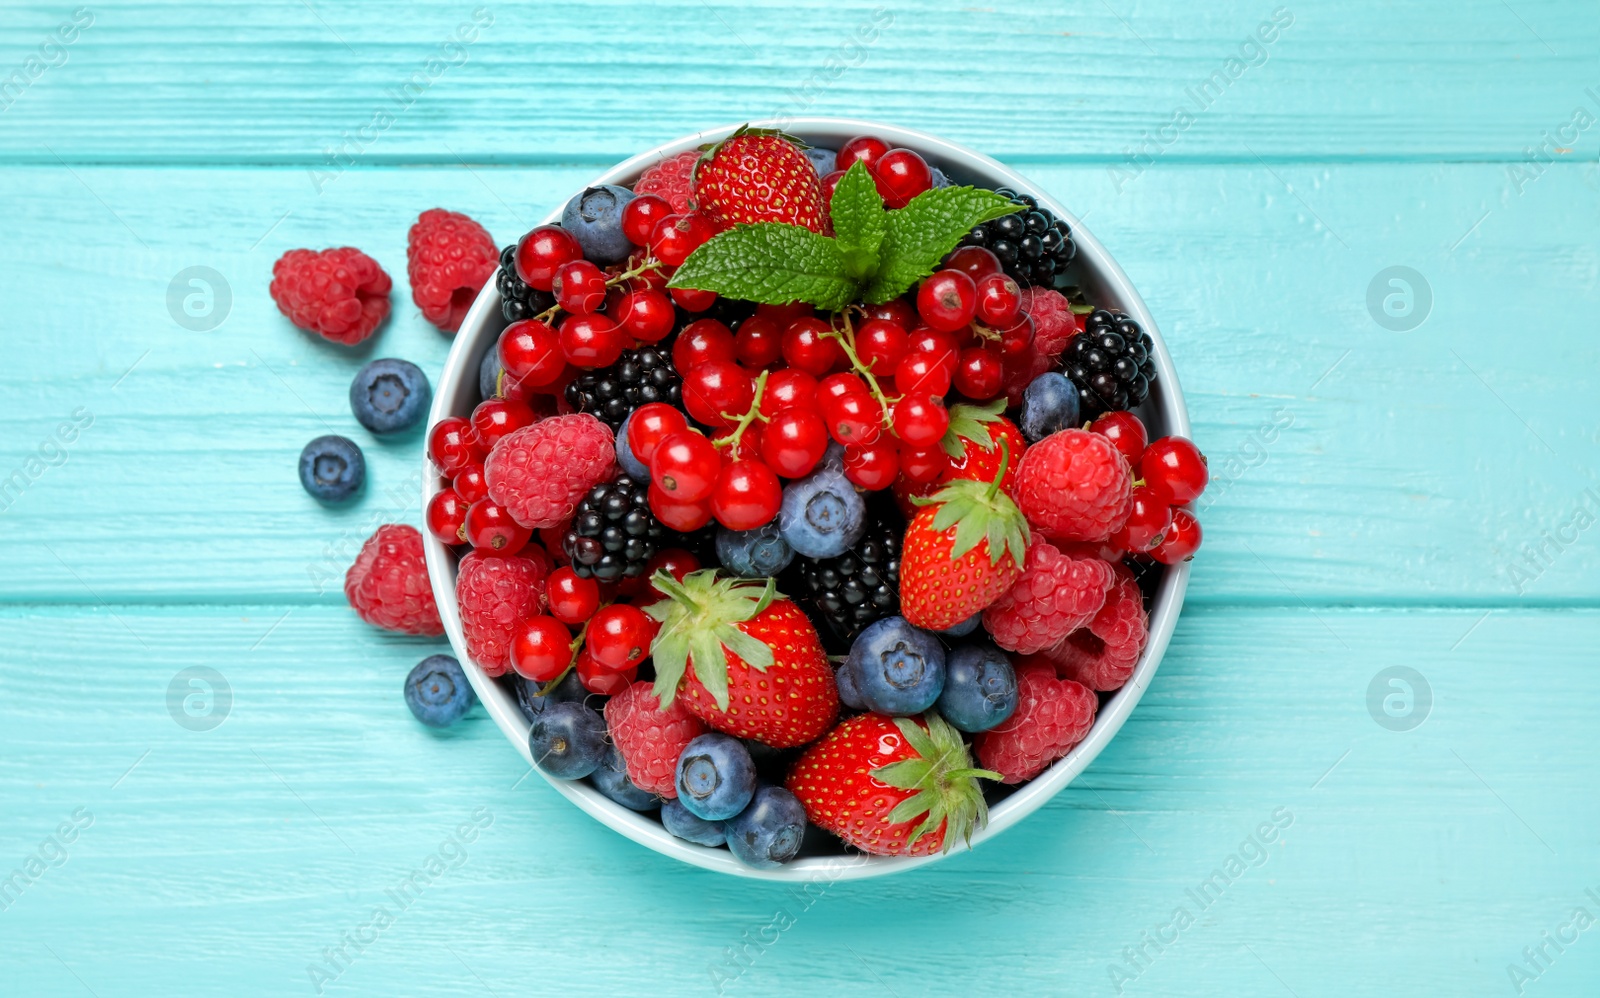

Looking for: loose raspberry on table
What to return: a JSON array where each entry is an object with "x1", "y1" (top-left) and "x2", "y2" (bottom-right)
[
  {"x1": 270, "y1": 247, "x2": 392, "y2": 345},
  {"x1": 634, "y1": 150, "x2": 700, "y2": 212},
  {"x1": 484, "y1": 414, "x2": 616, "y2": 530},
  {"x1": 982, "y1": 540, "x2": 1115, "y2": 654},
  {"x1": 605, "y1": 682, "x2": 706, "y2": 797},
  {"x1": 407, "y1": 209, "x2": 499, "y2": 333},
  {"x1": 1016, "y1": 428, "x2": 1132, "y2": 542},
  {"x1": 973, "y1": 661, "x2": 1097, "y2": 783},
  {"x1": 344, "y1": 524, "x2": 442, "y2": 635},
  {"x1": 1047, "y1": 575, "x2": 1148, "y2": 692},
  {"x1": 455, "y1": 550, "x2": 548, "y2": 676}
]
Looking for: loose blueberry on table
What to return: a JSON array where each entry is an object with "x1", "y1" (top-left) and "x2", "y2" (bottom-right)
[{"x1": 337, "y1": 126, "x2": 1209, "y2": 868}]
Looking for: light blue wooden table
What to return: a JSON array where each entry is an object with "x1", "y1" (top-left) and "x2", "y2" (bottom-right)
[{"x1": 3, "y1": 2, "x2": 1598, "y2": 995}]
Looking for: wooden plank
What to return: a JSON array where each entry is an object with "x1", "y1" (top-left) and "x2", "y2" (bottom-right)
[
  {"x1": 2, "y1": 162, "x2": 1595, "y2": 604},
  {"x1": 0, "y1": 603, "x2": 1593, "y2": 995},
  {"x1": 0, "y1": 1, "x2": 1597, "y2": 164}
]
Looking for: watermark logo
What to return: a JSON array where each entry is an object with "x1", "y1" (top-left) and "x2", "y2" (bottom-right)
[
  {"x1": 167, "y1": 666, "x2": 232, "y2": 731},
  {"x1": 1366, "y1": 666, "x2": 1430, "y2": 731},
  {"x1": 1366, "y1": 266, "x2": 1431, "y2": 331},
  {"x1": 0, "y1": 7, "x2": 94, "y2": 114},
  {"x1": 166, "y1": 266, "x2": 232, "y2": 331}
]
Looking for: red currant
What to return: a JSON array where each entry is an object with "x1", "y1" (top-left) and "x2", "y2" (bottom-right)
[
  {"x1": 587, "y1": 604, "x2": 655, "y2": 671},
  {"x1": 651, "y1": 430, "x2": 721, "y2": 503},
  {"x1": 645, "y1": 548, "x2": 701, "y2": 596},
  {"x1": 898, "y1": 446, "x2": 949, "y2": 486},
  {"x1": 837, "y1": 135, "x2": 891, "y2": 172},
  {"x1": 817, "y1": 372, "x2": 868, "y2": 406},
  {"x1": 559, "y1": 313, "x2": 626, "y2": 368},
  {"x1": 894, "y1": 351, "x2": 954, "y2": 398},
  {"x1": 428, "y1": 417, "x2": 485, "y2": 476},
  {"x1": 470, "y1": 398, "x2": 535, "y2": 452},
  {"x1": 514, "y1": 225, "x2": 582, "y2": 291},
  {"x1": 711, "y1": 423, "x2": 764, "y2": 462},
  {"x1": 510, "y1": 616, "x2": 573, "y2": 682},
  {"x1": 764, "y1": 368, "x2": 818, "y2": 412},
  {"x1": 614, "y1": 289, "x2": 676, "y2": 343},
  {"x1": 464, "y1": 498, "x2": 531, "y2": 556},
  {"x1": 1140, "y1": 437, "x2": 1208, "y2": 504},
  {"x1": 1151, "y1": 508, "x2": 1202, "y2": 564},
  {"x1": 498, "y1": 320, "x2": 565, "y2": 391},
  {"x1": 681, "y1": 360, "x2": 754, "y2": 428},
  {"x1": 906, "y1": 327, "x2": 959, "y2": 361},
  {"x1": 996, "y1": 313, "x2": 1035, "y2": 359},
  {"x1": 871, "y1": 148, "x2": 933, "y2": 209},
  {"x1": 892, "y1": 393, "x2": 949, "y2": 448},
  {"x1": 552, "y1": 259, "x2": 607, "y2": 315},
  {"x1": 627, "y1": 402, "x2": 689, "y2": 466},
  {"x1": 843, "y1": 441, "x2": 899, "y2": 490},
  {"x1": 944, "y1": 245, "x2": 1003, "y2": 280},
  {"x1": 953, "y1": 346, "x2": 1004, "y2": 400},
  {"x1": 861, "y1": 299, "x2": 917, "y2": 330},
  {"x1": 546, "y1": 566, "x2": 601, "y2": 625},
  {"x1": 1092, "y1": 411, "x2": 1148, "y2": 465},
  {"x1": 856, "y1": 318, "x2": 909, "y2": 375},
  {"x1": 622, "y1": 193, "x2": 672, "y2": 246},
  {"x1": 452, "y1": 463, "x2": 488, "y2": 505},
  {"x1": 649, "y1": 212, "x2": 717, "y2": 267},
  {"x1": 824, "y1": 391, "x2": 883, "y2": 446},
  {"x1": 734, "y1": 315, "x2": 783, "y2": 368},
  {"x1": 781, "y1": 316, "x2": 843, "y2": 376},
  {"x1": 1114, "y1": 486, "x2": 1173, "y2": 553},
  {"x1": 576, "y1": 645, "x2": 634, "y2": 694},
  {"x1": 820, "y1": 169, "x2": 845, "y2": 208},
  {"x1": 974, "y1": 273, "x2": 1022, "y2": 326},
  {"x1": 711, "y1": 460, "x2": 782, "y2": 530},
  {"x1": 647, "y1": 482, "x2": 713, "y2": 532},
  {"x1": 671, "y1": 286, "x2": 718, "y2": 312},
  {"x1": 425, "y1": 487, "x2": 468, "y2": 545},
  {"x1": 672, "y1": 318, "x2": 736, "y2": 372},
  {"x1": 916, "y1": 269, "x2": 978, "y2": 332},
  {"x1": 760, "y1": 407, "x2": 829, "y2": 478}
]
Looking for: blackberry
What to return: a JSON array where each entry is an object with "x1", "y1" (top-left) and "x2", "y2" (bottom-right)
[
  {"x1": 564, "y1": 345, "x2": 682, "y2": 430},
  {"x1": 1063, "y1": 309, "x2": 1156, "y2": 417},
  {"x1": 958, "y1": 188, "x2": 1077, "y2": 289},
  {"x1": 561, "y1": 475, "x2": 665, "y2": 581},
  {"x1": 496, "y1": 243, "x2": 555, "y2": 323},
  {"x1": 798, "y1": 516, "x2": 902, "y2": 647}
]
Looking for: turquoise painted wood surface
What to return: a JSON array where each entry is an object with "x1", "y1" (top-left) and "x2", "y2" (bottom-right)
[{"x1": 2, "y1": 2, "x2": 1598, "y2": 995}]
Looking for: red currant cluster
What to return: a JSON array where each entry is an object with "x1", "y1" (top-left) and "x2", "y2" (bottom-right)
[
  {"x1": 424, "y1": 400, "x2": 544, "y2": 557},
  {"x1": 1089, "y1": 411, "x2": 1206, "y2": 565},
  {"x1": 821, "y1": 135, "x2": 938, "y2": 209}
]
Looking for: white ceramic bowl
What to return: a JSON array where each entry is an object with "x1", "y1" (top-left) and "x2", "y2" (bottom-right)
[{"x1": 423, "y1": 118, "x2": 1191, "y2": 881}]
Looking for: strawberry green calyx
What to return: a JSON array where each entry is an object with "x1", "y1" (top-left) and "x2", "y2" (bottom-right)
[
  {"x1": 912, "y1": 438, "x2": 1029, "y2": 567},
  {"x1": 938, "y1": 398, "x2": 1008, "y2": 459},
  {"x1": 643, "y1": 568, "x2": 779, "y2": 711},
  {"x1": 872, "y1": 712, "x2": 1001, "y2": 852}
]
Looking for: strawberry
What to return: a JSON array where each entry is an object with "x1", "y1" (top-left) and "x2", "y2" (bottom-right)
[
  {"x1": 899, "y1": 440, "x2": 1030, "y2": 631},
  {"x1": 787, "y1": 712, "x2": 998, "y2": 856},
  {"x1": 691, "y1": 127, "x2": 827, "y2": 234},
  {"x1": 643, "y1": 569, "x2": 837, "y2": 747},
  {"x1": 892, "y1": 400, "x2": 1025, "y2": 518}
]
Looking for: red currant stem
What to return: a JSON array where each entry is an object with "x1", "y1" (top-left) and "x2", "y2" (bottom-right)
[
  {"x1": 604, "y1": 254, "x2": 666, "y2": 289},
  {"x1": 824, "y1": 312, "x2": 899, "y2": 429},
  {"x1": 535, "y1": 613, "x2": 598, "y2": 697},
  {"x1": 533, "y1": 301, "x2": 562, "y2": 325},
  {"x1": 970, "y1": 322, "x2": 1002, "y2": 344},
  {"x1": 712, "y1": 369, "x2": 771, "y2": 453}
]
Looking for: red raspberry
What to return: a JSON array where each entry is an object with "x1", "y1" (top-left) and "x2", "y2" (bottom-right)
[
  {"x1": 982, "y1": 540, "x2": 1115, "y2": 654},
  {"x1": 635, "y1": 150, "x2": 700, "y2": 212},
  {"x1": 484, "y1": 414, "x2": 616, "y2": 529},
  {"x1": 270, "y1": 247, "x2": 392, "y2": 345},
  {"x1": 1000, "y1": 288, "x2": 1079, "y2": 404},
  {"x1": 1016, "y1": 428, "x2": 1132, "y2": 542},
  {"x1": 974, "y1": 661, "x2": 1098, "y2": 784},
  {"x1": 604, "y1": 681, "x2": 707, "y2": 797},
  {"x1": 455, "y1": 550, "x2": 547, "y2": 676},
  {"x1": 344, "y1": 525, "x2": 442, "y2": 635},
  {"x1": 406, "y1": 209, "x2": 499, "y2": 333},
  {"x1": 1047, "y1": 575, "x2": 1148, "y2": 692}
]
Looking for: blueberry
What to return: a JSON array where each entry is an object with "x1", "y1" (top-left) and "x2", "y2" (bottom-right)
[
  {"x1": 929, "y1": 166, "x2": 952, "y2": 189},
  {"x1": 675, "y1": 733, "x2": 758, "y2": 821},
  {"x1": 561, "y1": 185, "x2": 637, "y2": 266},
  {"x1": 614, "y1": 410, "x2": 651, "y2": 480},
  {"x1": 938, "y1": 612, "x2": 983, "y2": 638},
  {"x1": 1019, "y1": 371, "x2": 1081, "y2": 443},
  {"x1": 725, "y1": 785, "x2": 807, "y2": 869},
  {"x1": 835, "y1": 662, "x2": 865, "y2": 711},
  {"x1": 478, "y1": 347, "x2": 501, "y2": 403},
  {"x1": 661, "y1": 798, "x2": 726, "y2": 847},
  {"x1": 298, "y1": 434, "x2": 365, "y2": 503},
  {"x1": 778, "y1": 468, "x2": 865, "y2": 559},
  {"x1": 843, "y1": 616, "x2": 946, "y2": 716},
  {"x1": 805, "y1": 147, "x2": 839, "y2": 176},
  {"x1": 937, "y1": 641, "x2": 1019, "y2": 733},
  {"x1": 350, "y1": 358, "x2": 431, "y2": 434},
  {"x1": 590, "y1": 743, "x2": 659, "y2": 811},
  {"x1": 716, "y1": 522, "x2": 794, "y2": 578},
  {"x1": 513, "y1": 670, "x2": 586, "y2": 722},
  {"x1": 819, "y1": 440, "x2": 847, "y2": 472},
  {"x1": 404, "y1": 655, "x2": 475, "y2": 728},
  {"x1": 528, "y1": 700, "x2": 607, "y2": 779}
]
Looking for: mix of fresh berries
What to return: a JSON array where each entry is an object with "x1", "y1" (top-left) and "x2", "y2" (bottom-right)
[{"x1": 325, "y1": 130, "x2": 1207, "y2": 868}]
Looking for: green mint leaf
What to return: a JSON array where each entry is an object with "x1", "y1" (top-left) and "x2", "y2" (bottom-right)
[
  {"x1": 862, "y1": 187, "x2": 1021, "y2": 304},
  {"x1": 668, "y1": 223, "x2": 859, "y2": 311},
  {"x1": 830, "y1": 161, "x2": 887, "y2": 281}
]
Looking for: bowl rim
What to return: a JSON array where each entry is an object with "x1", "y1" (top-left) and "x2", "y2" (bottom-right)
[{"x1": 422, "y1": 117, "x2": 1191, "y2": 881}]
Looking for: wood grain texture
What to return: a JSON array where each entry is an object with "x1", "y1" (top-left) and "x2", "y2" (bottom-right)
[{"x1": 1, "y1": 604, "x2": 1594, "y2": 996}]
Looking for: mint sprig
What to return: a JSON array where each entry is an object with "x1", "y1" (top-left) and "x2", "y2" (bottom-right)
[{"x1": 668, "y1": 163, "x2": 1018, "y2": 310}]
